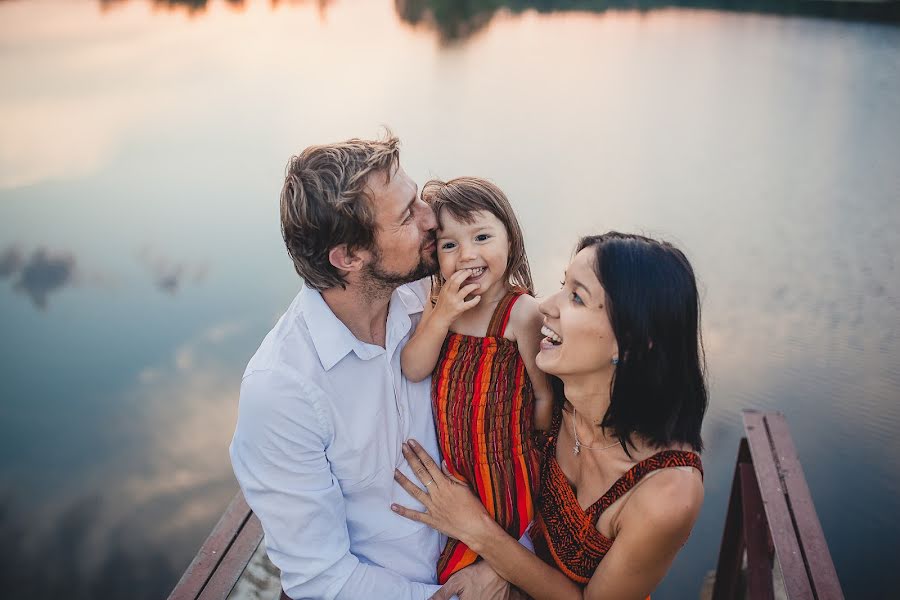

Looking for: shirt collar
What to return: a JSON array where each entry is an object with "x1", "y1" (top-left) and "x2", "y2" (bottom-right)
[{"x1": 301, "y1": 283, "x2": 425, "y2": 371}]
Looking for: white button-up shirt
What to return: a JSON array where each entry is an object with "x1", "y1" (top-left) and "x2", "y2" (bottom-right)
[{"x1": 230, "y1": 280, "x2": 445, "y2": 600}]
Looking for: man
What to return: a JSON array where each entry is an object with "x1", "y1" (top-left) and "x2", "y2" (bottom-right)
[{"x1": 229, "y1": 134, "x2": 512, "y2": 599}]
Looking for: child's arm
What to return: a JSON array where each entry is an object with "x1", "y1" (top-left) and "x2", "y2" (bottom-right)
[
  {"x1": 508, "y1": 294, "x2": 554, "y2": 431},
  {"x1": 401, "y1": 269, "x2": 482, "y2": 382}
]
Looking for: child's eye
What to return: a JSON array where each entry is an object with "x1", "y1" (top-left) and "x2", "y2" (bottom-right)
[
  {"x1": 475, "y1": 234, "x2": 491, "y2": 242},
  {"x1": 440, "y1": 241, "x2": 456, "y2": 251}
]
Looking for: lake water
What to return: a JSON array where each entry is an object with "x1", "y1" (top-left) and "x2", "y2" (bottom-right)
[{"x1": 1, "y1": 0, "x2": 898, "y2": 597}]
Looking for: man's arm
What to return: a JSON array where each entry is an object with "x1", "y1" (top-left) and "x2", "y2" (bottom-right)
[{"x1": 230, "y1": 369, "x2": 442, "y2": 600}]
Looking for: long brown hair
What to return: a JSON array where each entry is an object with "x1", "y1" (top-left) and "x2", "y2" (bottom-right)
[{"x1": 421, "y1": 177, "x2": 534, "y2": 296}]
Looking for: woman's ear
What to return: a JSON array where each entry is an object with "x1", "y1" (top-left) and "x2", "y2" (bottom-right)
[{"x1": 328, "y1": 244, "x2": 365, "y2": 274}]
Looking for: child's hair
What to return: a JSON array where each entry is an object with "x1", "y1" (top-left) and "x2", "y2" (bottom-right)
[{"x1": 421, "y1": 177, "x2": 534, "y2": 296}]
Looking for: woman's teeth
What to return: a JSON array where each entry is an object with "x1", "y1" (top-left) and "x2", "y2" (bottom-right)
[{"x1": 541, "y1": 326, "x2": 562, "y2": 345}]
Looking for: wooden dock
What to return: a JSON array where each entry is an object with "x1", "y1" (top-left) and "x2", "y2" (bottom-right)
[{"x1": 169, "y1": 410, "x2": 844, "y2": 600}]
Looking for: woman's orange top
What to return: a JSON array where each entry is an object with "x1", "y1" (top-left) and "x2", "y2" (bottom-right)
[
  {"x1": 432, "y1": 288, "x2": 541, "y2": 583},
  {"x1": 530, "y1": 410, "x2": 703, "y2": 586}
]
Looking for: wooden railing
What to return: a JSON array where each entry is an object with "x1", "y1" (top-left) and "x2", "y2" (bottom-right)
[
  {"x1": 170, "y1": 410, "x2": 844, "y2": 599},
  {"x1": 712, "y1": 410, "x2": 843, "y2": 599},
  {"x1": 167, "y1": 492, "x2": 265, "y2": 600}
]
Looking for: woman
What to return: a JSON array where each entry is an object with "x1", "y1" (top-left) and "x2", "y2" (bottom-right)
[{"x1": 392, "y1": 232, "x2": 708, "y2": 599}]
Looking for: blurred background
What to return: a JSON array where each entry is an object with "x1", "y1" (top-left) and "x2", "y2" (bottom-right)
[{"x1": 1, "y1": 0, "x2": 898, "y2": 597}]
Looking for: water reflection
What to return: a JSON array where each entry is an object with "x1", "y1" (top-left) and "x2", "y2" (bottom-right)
[
  {"x1": 0, "y1": 320, "x2": 247, "y2": 599},
  {"x1": 98, "y1": 0, "x2": 334, "y2": 16},
  {"x1": 137, "y1": 247, "x2": 209, "y2": 295},
  {"x1": 1, "y1": 0, "x2": 898, "y2": 598},
  {"x1": 0, "y1": 246, "x2": 77, "y2": 310},
  {"x1": 86, "y1": 0, "x2": 900, "y2": 36},
  {"x1": 395, "y1": 0, "x2": 900, "y2": 43}
]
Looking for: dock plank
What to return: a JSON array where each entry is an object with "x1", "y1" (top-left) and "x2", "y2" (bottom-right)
[
  {"x1": 765, "y1": 413, "x2": 844, "y2": 600},
  {"x1": 742, "y1": 410, "x2": 814, "y2": 600},
  {"x1": 169, "y1": 492, "x2": 254, "y2": 600},
  {"x1": 198, "y1": 513, "x2": 264, "y2": 600}
]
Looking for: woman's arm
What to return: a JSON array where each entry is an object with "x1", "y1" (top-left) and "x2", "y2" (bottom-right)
[
  {"x1": 400, "y1": 269, "x2": 480, "y2": 382},
  {"x1": 507, "y1": 295, "x2": 554, "y2": 430},
  {"x1": 581, "y1": 469, "x2": 704, "y2": 599},
  {"x1": 393, "y1": 441, "x2": 704, "y2": 600},
  {"x1": 392, "y1": 440, "x2": 585, "y2": 600}
]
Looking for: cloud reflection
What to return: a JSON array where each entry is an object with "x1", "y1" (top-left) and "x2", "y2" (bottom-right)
[
  {"x1": 0, "y1": 319, "x2": 248, "y2": 599},
  {"x1": 0, "y1": 246, "x2": 23, "y2": 278},
  {"x1": 0, "y1": 246, "x2": 78, "y2": 310},
  {"x1": 0, "y1": 492, "x2": 179, "y2": 600},
  {"x1": 137, "y1": 247, "x2": 209, "y2": 294}
]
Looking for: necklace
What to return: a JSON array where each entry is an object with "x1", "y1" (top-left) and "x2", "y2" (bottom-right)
[{"x1": 572, "y1": 407, "x2": 620, "y2": 455}]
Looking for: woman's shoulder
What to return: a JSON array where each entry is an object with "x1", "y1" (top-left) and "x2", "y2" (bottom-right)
[{"x1": 622, "y1": 457, "x2": 704, "y2": 538}]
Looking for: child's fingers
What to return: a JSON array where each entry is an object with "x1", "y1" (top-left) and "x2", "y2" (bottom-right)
[
  {"x1": 457, "y1": 283, "x2": 480, "y2": 298},
  {"x1": 462, "y1": 295, "x2": 481, "y2": 309},
  {"x1": 445, "y1": 269, "x2": 472, "y2": 291}
]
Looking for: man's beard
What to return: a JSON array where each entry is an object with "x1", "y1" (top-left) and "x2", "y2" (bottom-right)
[{"x1": 361, "y1": 239, "x2": 438, "y2": 297}]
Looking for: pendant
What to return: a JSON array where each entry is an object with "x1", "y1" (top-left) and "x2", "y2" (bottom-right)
[{"x1": 573, "y1": 441, "x2": 581, "y2": 455}]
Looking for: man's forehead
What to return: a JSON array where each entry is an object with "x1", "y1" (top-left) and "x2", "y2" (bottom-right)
[{"x1": 368, "y1": 165, "x2": 414, "y2": 201}]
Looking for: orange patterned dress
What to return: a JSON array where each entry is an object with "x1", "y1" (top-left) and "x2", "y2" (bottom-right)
[
  {"x1": 432, "y1": 288, "x2": 541, "y2": 583},
  {"x1": 530, "y1": 410, "x2": 703, "y2": 587}
]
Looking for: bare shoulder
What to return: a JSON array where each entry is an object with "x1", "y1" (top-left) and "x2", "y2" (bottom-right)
[
  {"x1": 506, "y1": 293, "x2": 541, "y2": 342},
  {"x1": 626, "y1": 465, "x2": 704, "y2": 539}
]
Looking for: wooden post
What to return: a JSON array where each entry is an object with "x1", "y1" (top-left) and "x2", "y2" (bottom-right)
[{"x1": 711, "y1": 411, "x2": 844, "y2": 599}]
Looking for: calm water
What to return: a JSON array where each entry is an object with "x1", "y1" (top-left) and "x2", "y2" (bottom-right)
[{"x1": 1, "y1": 0, "x2": 898, "y2": 597}]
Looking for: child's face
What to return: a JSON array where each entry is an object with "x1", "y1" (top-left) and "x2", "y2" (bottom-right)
[{"x1": 436, "y1": 209, "x2": 510, "y2": 298}]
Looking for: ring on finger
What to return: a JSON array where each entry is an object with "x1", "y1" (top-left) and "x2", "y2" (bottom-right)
[{"x1": 424, "y1": 480, "x2": 435, "y2": 487}]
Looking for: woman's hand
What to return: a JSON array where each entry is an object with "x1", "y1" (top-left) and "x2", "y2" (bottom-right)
[
  {"x1": 431, "y1": 561, "x2": 528, "y2": 600},
  {"x1": 391, "y1": 439, "x2": 496, "y2": 550},
  {"x1": 432, "y1": 269, "x2": 481, "y2": 328}
]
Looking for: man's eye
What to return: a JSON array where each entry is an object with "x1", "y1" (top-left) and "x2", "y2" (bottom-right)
[{"x1": 403, "y1": 211, "x2": 413, "y2": 223}]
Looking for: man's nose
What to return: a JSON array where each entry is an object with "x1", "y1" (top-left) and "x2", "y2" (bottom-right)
[{"x1": 417, "y1": 200, "x2": 437, "y2": 231}]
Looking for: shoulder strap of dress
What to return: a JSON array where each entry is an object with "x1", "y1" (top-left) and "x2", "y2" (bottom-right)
[
  {"x1": 486, "y1": 287, "x2": 526, "y2": 337},
  {"x1": 589, "y1": 450, "x2": 703, "y2": 522},
  {"x1": 534, "y1": 405, "x2": 564, "y2": 453}
]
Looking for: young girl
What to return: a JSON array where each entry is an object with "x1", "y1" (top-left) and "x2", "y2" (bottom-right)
[{"x1": 401, "y1": 177, "x2": 553, "y2": 583}]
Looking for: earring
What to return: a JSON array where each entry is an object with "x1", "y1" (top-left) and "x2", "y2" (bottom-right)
[{"x1": 611, "y1": 357, "x2": 619, "y2": 366}]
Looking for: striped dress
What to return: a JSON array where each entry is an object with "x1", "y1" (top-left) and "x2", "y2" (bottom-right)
[{"x1": 432, "y1": 288, "x2": 541, "y2": 583}]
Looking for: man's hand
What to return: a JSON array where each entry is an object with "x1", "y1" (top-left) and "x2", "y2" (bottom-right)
[{"x1": 430, "y1": 561, "x2": 527, "y2": 600}]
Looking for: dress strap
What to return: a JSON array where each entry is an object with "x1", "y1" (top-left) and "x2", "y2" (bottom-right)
[
  {"x1": 534, "y1": 404, "x2": 564, "y2": 453},
  {"x1": 589, "y1": 450, "x2": 703, "y2": 523},
  {"x1": 486, "y1": 288, "x2": 526, "y2": 338}
]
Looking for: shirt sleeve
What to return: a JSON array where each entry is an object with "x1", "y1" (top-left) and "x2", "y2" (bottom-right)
[{"x1": 230, "y1": 369, "x2": 443, "y2": 600}]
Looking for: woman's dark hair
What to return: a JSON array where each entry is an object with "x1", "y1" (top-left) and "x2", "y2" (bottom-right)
[{"x1": 576, "y1": 232, "x2": 708, "y2": 453}]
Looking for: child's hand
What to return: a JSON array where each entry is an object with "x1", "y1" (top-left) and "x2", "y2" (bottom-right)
[{"x1": 433, "y1": 269, "x2": 481, "y2": 327}]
